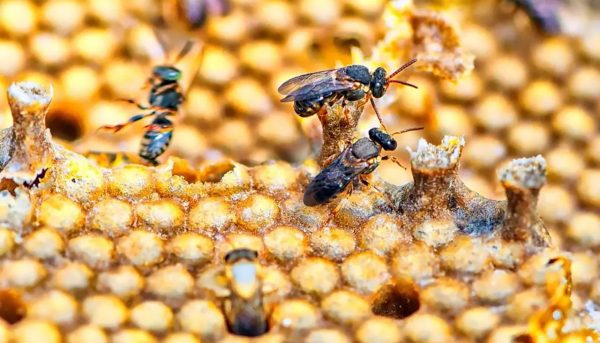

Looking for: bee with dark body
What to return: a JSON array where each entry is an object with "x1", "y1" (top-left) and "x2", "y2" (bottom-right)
[
  {"x1": 278, "y1": 59, "x2": 418, "y2": 128},
  {"x1": 509, "y1": 0, "x2": 562, "y2": 34},
  {"x1": 162, "y1": 0, "x2": 230, "y2": 30},
  {"x1": 98, "y1": 41, "x2": 194, "y2": 166},
  {"x1": 222, "y1": 248, "x2": 268, "y2": 337},
  {"x1": 303, "y1": 127, "x2": 423, "y2": 206}
]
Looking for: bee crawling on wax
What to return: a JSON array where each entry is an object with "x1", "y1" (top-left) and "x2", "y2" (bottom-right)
[
  {"x1": 278, "y1": 59, "x2": 418, "y2": 129},
  {"x1": 220, "y1": 248, "x2": 270, "y2": 337},
  {"x1": 97, "y1": 40, "x2": 196, "y2": 166},
  {"x1": 162, "y1": 0, "x2": 230, "y2": 30},
  {"x1": 303, "y1": 126, "x2": 423, "y2": 206},
  {"x1": 508, "y1": 0, "x2": 562, "y2": 34}
]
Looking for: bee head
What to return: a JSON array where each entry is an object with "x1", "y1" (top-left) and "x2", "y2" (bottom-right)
[
  {"x1": 225, "y1": 248, "x2": 258, "y2": 264},
  {"x1": 369, "y1": 127, "x2": 397, "y2": 151},
  {"x1": 370, "y1": 67, "x2": 387, "y2": 98},
  {"x1": 153, "y1": 66, "x2": 182, "y2": 81}
]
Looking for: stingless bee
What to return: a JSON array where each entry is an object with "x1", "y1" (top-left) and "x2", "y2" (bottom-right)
[
  {"x1": 509, "y1": 0, "x2": 561, "y2": 34},
  {"x1": 162, "y1": 0, "x2": 230, "y2": 30},
  {"x1": 97, "y1": 40, "x2": 195, "y2": 166},
  {"x1": 303, "y1": 127, "x2": 423, "y2": 206},
  {"x1": 278, "y1": 59, "x2": 418, "y2": 128},
  {"x1": 222, "y1": 248, "x2": 269, "y2": 337}
]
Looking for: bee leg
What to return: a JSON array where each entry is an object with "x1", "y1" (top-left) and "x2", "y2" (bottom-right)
[
  {"x1": 382, "y1": 156, "x2": 406, "y2": 170},
  {"x1": 116, "y1": 98, "x2": 151, "y2": 110},
  {"x1": 370, "y1": 97, "x2": 388, "y2": 132},
  {"x1": 97, "y1": 111, "x2": 157, "y2": 133}
]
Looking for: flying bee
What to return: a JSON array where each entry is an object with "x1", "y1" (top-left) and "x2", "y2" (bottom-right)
[
  {"x1": 303, "y1": 127, "x2": 423, "y2": 206},
  {"x1": 222, "y1": 248, "x2": 269, "y2": 337},
  {"x1": 97, "y1": 40, "x2": 196, "y2": 166},
  {"x1": 509, "y1": 0, "x2": 562, "y2": 34},
  {"x1": 162, "y1": 0, "x2": 230, "y2": 30},
  {"x1": 278, "y1": 59, "x2": 418, "y2": 129}
]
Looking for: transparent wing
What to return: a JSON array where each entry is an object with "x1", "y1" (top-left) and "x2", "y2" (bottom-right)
[{"x1": 278, "y1": 69, "x2": 359, "y2": 102}]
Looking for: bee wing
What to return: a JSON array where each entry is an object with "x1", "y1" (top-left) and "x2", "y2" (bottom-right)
[
  {"x1": 303, "y1": 149, "x2": 368, "y2": 206},
  {"x1": 278, "y1": 69, "x2": 358, "y2": 102}
]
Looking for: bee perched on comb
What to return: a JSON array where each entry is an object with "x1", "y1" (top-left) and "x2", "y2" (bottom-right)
[
  {"x1": 303, "y1": 127, "x2": 423, "y2": 206},
  {"x1": 278, "y1": 59, "x2": 418, "y2": 130}
]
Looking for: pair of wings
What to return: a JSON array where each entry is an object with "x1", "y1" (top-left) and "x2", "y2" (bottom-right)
[{"x1": 278, "y1": 68, "x2": 362, "y2": 102}]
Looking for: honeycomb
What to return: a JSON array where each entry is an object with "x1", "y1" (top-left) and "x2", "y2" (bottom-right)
[{"x1": 0, "y1": 0, "x2": 599, "y2": 342}]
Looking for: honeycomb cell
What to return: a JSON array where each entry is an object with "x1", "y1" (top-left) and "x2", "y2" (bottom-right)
[
  {"x1": 97, "y1": 266, "x2": 144, "y2": 300},
  {"x1": 177, "y1": 300, "x2": 226, "y2": 341},
  {"x1": 570, "y1": 253, "x2": 598, "y2": 286},
  {"x1": 391, "y1": 242, "x2": 436, "y2": 281},
  {"x1": 439, "y1": 73, "x2": 483, "y2": 101},
  {"x1": 41, "y1": 0, "x2": 85, "y2": 34},
  {"x1": 568, "y1": 66, "x2": 600, "y2": 100},
  {"x1": 507, "y1": 121, "x2": 551, "y2": 155},
  {"x1": 291, "y1": 258, "x2": 339, "y2": 295},
  {"x1": 82, "y1": 295, "x2": 128, "y2": 329},
  {"x1": 321, "y1": 290, "x2": 370, "y2": 325},
  {"x1": 462, "y1": 135, "x2": 507, "y2": 170},
  {"x1": 431, "y1": 105, "x2": 474, "y2": 137},
  {"x1": 27, "y1": 290, "x2": 78, "y2": 326},
  {"x1": 403, "y1": 314, "x2": 453, "y2": 343},
  {"x1": 52, "y1": 262, "x2": 93, "y2": 292},
  {"x1": 199, "y1": 45, "x2": 240, "y2": 85},
  {"x1": 255, "y1": 0, "x2": 296, "y2": 33},
  {"x1": 519, "y1": 80, "x2": 563, "y2": 117},
  {"x1": 12, "y1": 319, "x2": 61, "y2": 343},
  {"x1": 146, "y1": 264, "x2": 194, "y2": 300},
  {"x1": 334, "y1": 192, "x2": 385, "y2": 227},
  {"x1": 473, "y1": 93, "x2": 518, "y2": 132},
  {"x1": 455, "y1": 307, "x2": 499, "y2": 339},
  {"x1": 237, "y1": 194, "x2": 280, "y2": 232},
  {"x1": 532, "y1": 37, "x2": 575, "y2": 76},
  {"x1": 251, "y1": 162, "x2": 299, "y2": 194},
  {"x1": 355, "y1": 317, "x2": 401, "y2": 343},
  {"x1": 566, "y1": 212, "x2": 600, "y2": 248},
  {"x1": 472, "y1": 269, "x2": 520, "y2": 303},
  {"x1": 306, "y1": 329, "x2": 351, "y2": 343},
  {"x1": 0, "y1": 1, "x2": 37, "y2": 36},
  {"x1": 38, "y1": 194, "x2": 84, "y2": 234},
  {"x1": 23, "y1": 228, "x2": 64, "y2": 260},
  {"x1": 359, "y1": 213, "x2": 411, "y2": 256},
  {"x1": 68, "y1": 235, "x2": 114, "y2": 269},
  {"x1": 421, "y1": 278, "x2": 469, "y2": 313},
  {"x1": 0, "y1": 229, "x2": 14, "y2": 257},
  {"x1": 111, "y1": 328, "x2": 158, "y2": 343},
  {"x1": 506, "y1": 288, "x2": 546, "y2": 322},
  {"x1": 537, "y1": 184, "x2": 576, "y2": 223},
  {"x1": 485, "y1": 54, "x2": 529, "y2": 90},
  {"x1": 413, "y1": 219, "x2": 458, "y2": 248},
  {"x1": 299, "y1": 0, "x2": 342, "y2": 25},
  {"x1": 225, "y1": 78, "x2": 273, "y2": 117},
  {"x1": 88, "y1": 198, "x2": 133, "y2": 237},
  {"x1": 117, "y1": 230, "x2": 164, "y2": 267},
  {"x1": 576, "y1": 169, "x2": 600, "y2": 207},
  {"x1": 167, "y1": 233, "x2": 214, "y2": 266},
  {"x1": 66, "y1": 324, "x2": 107, "y2": 343},
  {"x1": 136, "y1": 200, "x2": 185, "y2": 234},
  {"x1": 552, "y1": 105, "x2": 596, "y2": 141},
  {"x1": 342, "y1": 252, "x2": 389, "y2": 294},
  {"x1": 189, "y1": 197, "x2": 235, "y2": 234},
  {"x1": 163, "y1": 333, "x2": 201, "y2": 343},
  {"x1": 270, "y1": 300, "x2": 319, "y2": 330},
  {"x1": 2, "y1": 259, "x2": 47, "y2": 288},
  {"x1": 130, "y1": 301, "x2": 174, "y2": 333},
  {"x1": 107, "y1": 165, "x2": 154, "y2": 199},
  {"x1": 264, "y1": 226, "x2": 306, "y2": 262},
  {"x1": 440, "y1": 237, "x2": 490, "y2": 274}
]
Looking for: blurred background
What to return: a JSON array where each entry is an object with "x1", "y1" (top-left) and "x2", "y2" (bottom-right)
[{"x1": 0, "y1": 0, "x2": 599, "y2": 252}]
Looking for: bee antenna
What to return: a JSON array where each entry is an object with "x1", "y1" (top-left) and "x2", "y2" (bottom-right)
[
  {"x1": 390, "y1": 126, "x2": 424, "y2": 136},
  {"x1": 173, "y1": 40, "x2": 195, "y2": 64},
  {"x1": 386, "y1": 58, "x2": 418, "y2": 81},
  {"x1": 388, "y1": 79, "x2": 418, "y2": 89}
]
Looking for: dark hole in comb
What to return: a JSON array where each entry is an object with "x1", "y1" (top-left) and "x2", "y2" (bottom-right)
[
  {"x1": 46, "y1": 110, "x2": 83, "y2": 141},
  {"x1": 0, "y1": 289, "x2": 26, "y2": 324},
  {"x1": 371, "y1": 279, "x2": 420, "y2": 319}
]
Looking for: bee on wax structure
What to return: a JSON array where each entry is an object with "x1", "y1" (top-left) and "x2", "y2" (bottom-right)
[
  {"x1": 303, "y1": 127, "x2": 423, "y2": 206},
  {"x1": 162, "y1": 0, "x2": 230, "y2": 30},
  {"x1": 509, "y1": 0, "x2": 562, "y2": 34},
  {"x1": 97, "y1": 41, "x2": 195, "y2": 166},
  {"x1": 278, "y1": 59, "x2": 418, "y2": 129},
  {"x1": 222, "y1": 248, "x2": 269, "y2": 337}
]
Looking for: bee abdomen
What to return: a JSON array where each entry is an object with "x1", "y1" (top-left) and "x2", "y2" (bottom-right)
[
  {"x1": 139, "y1": 129, "x2": 173, "y2": 163},
  {"x1": 294, "y1": 99, "x2": 324, "y2": 117}
]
